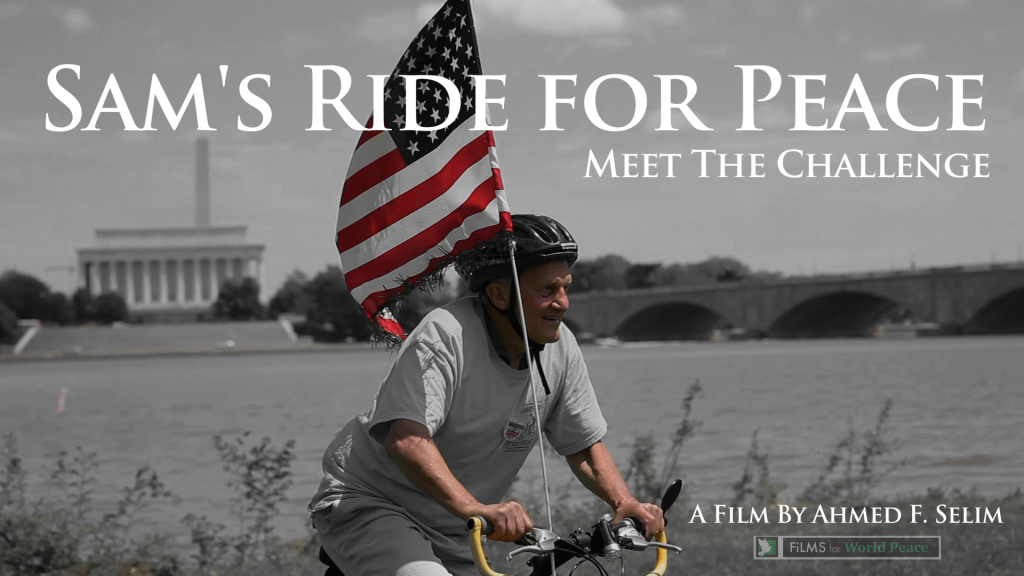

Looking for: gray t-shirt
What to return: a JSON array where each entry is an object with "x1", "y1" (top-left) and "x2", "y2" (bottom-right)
[{"x1": 308, "y1": 297, "x2": 607, "y2": 534}]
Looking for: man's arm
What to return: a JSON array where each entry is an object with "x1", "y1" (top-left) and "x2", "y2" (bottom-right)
[
  {"x1": 385, "y1": 418, "x2": 533, "y2": 541},
  {"x1": 565, "y1": 440, "x2": 665, "y2": 538}
]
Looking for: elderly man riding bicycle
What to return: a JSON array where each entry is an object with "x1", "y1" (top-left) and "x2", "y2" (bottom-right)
[{"x1": 308, "y1": 215, "x2": 666, "y2": 576}]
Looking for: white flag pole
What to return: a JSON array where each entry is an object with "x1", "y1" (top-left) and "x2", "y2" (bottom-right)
[
  {"x1": 507, "y1": 240, "x2": 555, "y2": 536},
  {"x1": 466, "y1": 0, "x2": 554, "y2": 550}
]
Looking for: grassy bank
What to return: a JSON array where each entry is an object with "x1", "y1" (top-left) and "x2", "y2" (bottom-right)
[
  {"x1": 2, "y1": 384, "x2": 1020, "y2": 576},
  {"x1": 0, "y1": 432, "x2": 323, "y2": 576}
]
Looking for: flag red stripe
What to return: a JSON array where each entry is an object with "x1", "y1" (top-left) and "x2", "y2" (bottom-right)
[
  {"x1": 372, "y1": 315, "x2": 406, "y2": 338},
  {"x1": 341, "y1": 148, "x2": 406, "y2": 207},
  {"x1": 357, "y1": 123, "x2": 382, "y2": 147},
  {"x1": 485, "y1": 130, "x2": 503, "y2": 190},
  {"x1": 346, "y1": 204, "x2": 506, "y2": 305},
  {"x1": 336, "y1": 133, "x2": 491, "y2": 253},
  {"x1": 341, "y1": 121, "x2": 482, "y2": 222},
  {"x1": 357, "y1": 219, "x2": 509, "y2": 317},
  {"x1": 497, "y1": 209, "x2": 511, "y2": 230},
  {"x1": 343, "y1": 178, "x2": 501, "y2": 293},
  {"x1": 492, "y1": 167, "x2": 504, "y2": 191}
]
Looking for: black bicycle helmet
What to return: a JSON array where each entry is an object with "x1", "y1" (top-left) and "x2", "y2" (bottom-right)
[{"x1": 464, "y1": 214, "x2": 578, "y2": 293}]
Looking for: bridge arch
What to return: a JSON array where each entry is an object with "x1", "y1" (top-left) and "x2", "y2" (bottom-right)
[
  {"x1": 613, "y1": 301, "x2": 728, "y2": 341},
  {"x1": 964, "y1": 286, "x2": 1024, "y2": 334},
  {"x1": 766, "y1": 290, "x2": 905, "y2": 339}
]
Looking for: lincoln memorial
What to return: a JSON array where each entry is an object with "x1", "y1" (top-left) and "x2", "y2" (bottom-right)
[{"x1": 76, "y1": 139, "x2": 265, "y2": 321}]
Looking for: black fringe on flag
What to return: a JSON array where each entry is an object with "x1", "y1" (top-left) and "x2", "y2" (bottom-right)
[
  {"x1": 367, "y1": 318, "x2": 406, "y2": 350},
  {"x1": 367, "y1": 230, "x2": 513, "y2": 349}
]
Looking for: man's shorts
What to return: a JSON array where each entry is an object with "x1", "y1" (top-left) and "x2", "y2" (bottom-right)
[{"x1": 313, "y1": 493, "x2": 477, "y2": 576}]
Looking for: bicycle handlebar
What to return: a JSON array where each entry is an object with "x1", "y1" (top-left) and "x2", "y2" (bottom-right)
[
  {"x1": 647, "y1": 531, "x2": 670, "y2": 576},
  {"x1": 467, "y1": 516, "x2": 512, "y2": 576},
  {"x1": 465, "y1": 516, "x2": 677, "y2": 576}
]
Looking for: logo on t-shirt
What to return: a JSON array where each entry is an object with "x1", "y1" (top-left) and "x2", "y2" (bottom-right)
[
  {"x1": 503, "y1": 417, "x2": 527, "y2": 441},
  {"x1": 504, "y1": 401, "x2": 545, "y2": 451}
]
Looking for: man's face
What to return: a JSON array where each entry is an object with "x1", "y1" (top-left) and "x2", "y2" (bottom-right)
[{"x1": 516, "y1": 260, "x2": 572, "y2": 344}]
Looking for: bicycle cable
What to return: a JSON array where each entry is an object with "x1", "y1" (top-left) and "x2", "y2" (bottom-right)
[
  {"x1": 555, "y1": 538, "x2": 609, "y2": 576},
  {"x1": 574, "y1": 554, "x2": 610, "y2": 576}
]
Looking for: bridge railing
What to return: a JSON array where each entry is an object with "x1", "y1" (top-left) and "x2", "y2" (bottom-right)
[{"x1": 568, "y1": 260, "x2": 1024, "y2": 300}]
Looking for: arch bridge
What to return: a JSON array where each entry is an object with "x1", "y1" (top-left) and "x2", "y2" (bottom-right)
[{"x1": 562, "y1": 263, "x2": 1024, "y2": 340}]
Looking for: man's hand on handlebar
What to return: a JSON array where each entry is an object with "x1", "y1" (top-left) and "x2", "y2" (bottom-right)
[
  {"x1": 612, "y1": 500, "x2": 665, "y2": 539},
  {"x1": 468, "y1": 501, "x2": 533, "y2": 542}
]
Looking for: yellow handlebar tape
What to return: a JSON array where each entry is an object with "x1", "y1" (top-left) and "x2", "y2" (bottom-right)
[
  {"x1": 646, "y1": 530, "x2": 669, "y2": 576},
  {"x1": 467, "y1": 517, "x2": 512, "y2": 576}
]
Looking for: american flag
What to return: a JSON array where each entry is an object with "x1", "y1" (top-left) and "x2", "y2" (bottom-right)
[{"x1": 335, "y1": 0, "x2": 511, "y2": 342}]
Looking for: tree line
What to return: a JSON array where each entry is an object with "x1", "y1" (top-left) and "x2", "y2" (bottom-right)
[
  {"x1": 0, "y1": 271, "x2": 265, "y2": 344},
  {"x1": 0, "y1": 255, "x2": 779, "y2": 345},
  {"x1": 0, "y1": 271, "x2": 131, "y2": 344},
  {"x1": 570, "y1": 254, "x2": 781, "y2": 291},
  {"x1": 262, "y1": 255, "x2": 781, "y2": 342}
]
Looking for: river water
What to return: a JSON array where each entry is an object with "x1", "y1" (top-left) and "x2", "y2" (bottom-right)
[{"x1": 1, "y1": 335, "x2": 1021, "y2": 539}]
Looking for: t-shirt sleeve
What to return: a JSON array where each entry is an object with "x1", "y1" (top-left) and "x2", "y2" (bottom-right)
[
  {"x1": 543, "y1": 336, "x2": 607, "y2": 455},
  {"x1": 367, "y1": 338, "x2": 457, "y2": 445}
]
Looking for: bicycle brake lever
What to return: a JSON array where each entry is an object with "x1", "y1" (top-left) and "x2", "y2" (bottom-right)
[
  {"x1": 507, "y1": 545, "x2": 545, "y2": 559},
  {"x1": 614, "y1": 520, "x2": 682, "y2": 555},
  {"x1": 615, "y1": 521, "x2": 648, "y2": 550},
  {"x1": 646, "y1": 541, "x2": 682, "y2": 554},
  {"x1": 505, "y1": 528, "x2": 560, "y2": 562}
]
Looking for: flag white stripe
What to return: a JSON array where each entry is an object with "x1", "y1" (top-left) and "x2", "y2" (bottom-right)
[
  {"x1": 337, "y1": 117, "x2": 484, "y2": 231},
  {"x1": 349, "y1": 198, "x2": 502, "y2": 303},
  {"x1": 488, "y1": 138, "x2": 501, "y2": 172},
  {"x1": 340, "y1": 151, "x2": 494, "y2": 271},
  {"x1": 494, "y1": 185, "x2": 510, "y2": 213},
  {"x1": 345, "y1": 130, "x2": 397, "y2": 180}
]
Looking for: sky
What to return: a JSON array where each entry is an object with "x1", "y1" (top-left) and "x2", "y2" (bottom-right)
[{"x1": 2, "y1": 0, "x2": 1023, "y2": 296}]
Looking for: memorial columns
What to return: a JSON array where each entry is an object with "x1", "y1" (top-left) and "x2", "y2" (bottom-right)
[
  {"x1": 209, "y1": 259, "x2": 218, "y2": 302},
  {"x1": 193, "y1": 259, "x2": 202, "y2": 302},
  {"x1": 143, "y1": 262, "x2": 152, "y2": 304},
  {"x1": 109, "y1": 261, "x2": 117, "y2": 293},
  {"x1": 84, "y1": 261, "x2": 93, "y2": 295},
  {"x1": 177, "y1": 259, "x2": 186, "y2": 304},
  {"x1": 257, "y1": 259, "x2": 265, "y2": 298},
  {"x1": 125, "y1": 260, "x2": 135, "y2": 304},
  {"x1": 159, "y1": 260, "x2": 168, "y2": 304}
]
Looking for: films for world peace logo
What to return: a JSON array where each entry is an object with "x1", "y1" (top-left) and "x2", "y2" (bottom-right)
[
  {"x1": 756, "y1": 537, "x2": 778, "y2": 558},
  {"x1": 754, "y1": 536, "x2": 940, "y2": 560}
]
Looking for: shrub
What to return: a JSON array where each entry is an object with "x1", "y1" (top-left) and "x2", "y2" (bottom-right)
[
  {"x1": 202, "y1": 433, "x2": 298, "y2": 564},
  {"x1": 730, "y1": 429, "x2": 787, "y2": 508},
  {"x1": 212, "y1": 278, "x2": 264, "y2": 321},
  {"x1": 0, "y1": 271, "x2": 51, "y2": 321},
  {"x1": 0, "y1": 271, "x2": 74, "y2": 325},
  {"x1": 302, "y1": 266, "x2": 370, "y2": 342},
  {"x1": 71, "y1": 287, "x2": 96, "y2": 324},
  {"x1": 266, "y1": 270, "x2": 310, "y2": 320},
  {"x1": 798, "y1": 398, "x2": 905, "y2": 505},
  {"x1": 0, "y1": 301, "x2": 19, "y2": 345},
  {"x1": 623, "y1": 378, "x2": 701, "y2": 504},
  {"x1": 0, "y1": 434, "x2": 179, "y2": 576},
  {"x1": 93, "y1": 292, "x2": 130, "y2": 324}
]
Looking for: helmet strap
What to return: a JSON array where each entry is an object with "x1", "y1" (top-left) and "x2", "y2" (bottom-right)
[{"x1": 481, "y1": 283, "x2": 551, "y2": 395}]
